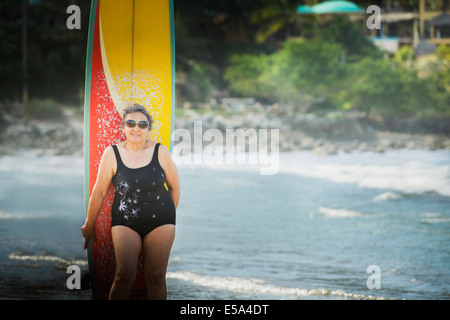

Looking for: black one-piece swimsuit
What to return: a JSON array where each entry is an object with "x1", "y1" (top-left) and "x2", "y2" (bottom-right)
[{"x1": 110, "y1": 143, "x2": 176, "y2": 238}]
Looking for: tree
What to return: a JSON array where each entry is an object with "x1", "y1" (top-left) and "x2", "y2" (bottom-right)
[
  {"x1": 318, "y1": 15, "x2": 382, "y2": 62},
  {"x1": 345, "y1": 58, "x2": 431, "y2": 116},
  {"x1": 0, "y1": 0, "x2": 90, "y2": 104},
  {"x1": 224, "y1": 38, "x2": 346, "y2": 110},
  {"x1": 249, "y1": 0, "x2": 304, "y2": 43}
]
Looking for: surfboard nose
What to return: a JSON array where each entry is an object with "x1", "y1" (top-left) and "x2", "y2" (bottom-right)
[{"x1": 99, "y1": 0, "x2": 174, "y2": 149}]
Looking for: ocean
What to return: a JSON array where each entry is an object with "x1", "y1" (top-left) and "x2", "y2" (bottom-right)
[{"x1": 0, "y1": 149, "x2": 449, "y2": 300}]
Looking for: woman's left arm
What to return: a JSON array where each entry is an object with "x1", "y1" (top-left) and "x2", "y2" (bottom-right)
[{"x1": 159, "y1": 144, "x2": 180, "y2": 209}]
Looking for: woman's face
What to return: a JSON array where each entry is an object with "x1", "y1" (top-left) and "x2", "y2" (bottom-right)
[{"x1": 122, "y1": 112, "x2": 150, "y2": 144}]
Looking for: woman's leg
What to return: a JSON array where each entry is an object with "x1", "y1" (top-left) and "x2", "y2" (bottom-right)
[
  {"x1": 143, "y1": 224, "x2": 175, "y2": 300},
  {"x1": 109, "y1": 225, "x2": 142, "y2": 300}
]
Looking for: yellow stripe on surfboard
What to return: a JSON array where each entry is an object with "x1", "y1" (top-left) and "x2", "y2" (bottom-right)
[{"x1": 99, "y1": 0, "x2": 173, "y2": 148}]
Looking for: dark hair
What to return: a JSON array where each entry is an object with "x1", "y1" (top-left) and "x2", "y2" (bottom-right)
[{"x1": 121, "y1": 104, "x2": 154, "y2": 130}]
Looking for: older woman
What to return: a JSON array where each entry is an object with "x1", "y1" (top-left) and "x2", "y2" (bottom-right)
[{"x1": 81, "y1": 104, "x2": 180, "y2": 300}]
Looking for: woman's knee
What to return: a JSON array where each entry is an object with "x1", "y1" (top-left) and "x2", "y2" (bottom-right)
[
  {"x1": 113, "y1": 268, "x2": 137, "y2": 287},
  {"x1": 145, "y1": 269, "x2": 165, "y2": 286}
]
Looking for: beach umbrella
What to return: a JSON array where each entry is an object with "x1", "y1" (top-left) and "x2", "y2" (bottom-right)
[
  {"x1": 312, "y1": 0, "x2": 363, "y2": 14},
  {"x1": 297, "y1": 5, "x2": 315, "y2": 14}
]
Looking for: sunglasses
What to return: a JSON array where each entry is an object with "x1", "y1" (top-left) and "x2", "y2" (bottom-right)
[{"x1": 124, "y1": 119, "x2": 150, "y2": 129}]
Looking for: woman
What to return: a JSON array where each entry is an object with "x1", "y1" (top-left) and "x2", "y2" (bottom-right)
[{"x1": 81, "y1": 104, "x2": 180, "y2": 300}]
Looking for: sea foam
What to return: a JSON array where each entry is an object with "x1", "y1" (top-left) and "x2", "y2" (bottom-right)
[
  {"x1": 278, "y1": 150, "x2": 450, "y2": 197},
  {"x1": 167, "y1": 271, "x2": 388, "y2": 300}
]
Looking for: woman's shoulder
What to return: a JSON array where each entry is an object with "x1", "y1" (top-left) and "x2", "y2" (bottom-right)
[
  {"x1": 144, "y1": 140, "x2": 165, "y2": 151},
  {"x1": 101, "y1": 145, "x2": 117, "y2": 162},
  {"x1": 155, "y1": 142, "x2": 172, "y2": 167},
  {"x1": 154, "y1": 141, "x2": 170, "y2": 154}
]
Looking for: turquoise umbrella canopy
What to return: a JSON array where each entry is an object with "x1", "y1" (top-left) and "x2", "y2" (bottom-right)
[
  {"x1": 312, "y1": 0, "x2": 363, "y2": 14},
  {"x1": 297, "y1": 5, "x2": 314, "y2": 14},
  {"x1": 297, "y1": 1, "x2": 363, "y2": 14}
]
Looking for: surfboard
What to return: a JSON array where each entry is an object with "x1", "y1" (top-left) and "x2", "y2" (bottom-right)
[{"x1": 83, "y1": 0, "x2": 175, "y2": 299}]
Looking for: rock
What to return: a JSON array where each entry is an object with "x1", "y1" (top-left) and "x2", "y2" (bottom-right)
[
  {"x1": 313, "y1": 143, "x2": 337, "y2": 155},
  {"x1": 0, "y1": 117, "x2": 83, "y2": 156},
  {"x1": 442, "y1": 138, "x2": 450, "y2": 149},
  {"x1": 358, "y1": 142, "x2": 369, "y2": 152},
  {"x1": 2, "y1": 101, "x2": 448, "y2": 157}
]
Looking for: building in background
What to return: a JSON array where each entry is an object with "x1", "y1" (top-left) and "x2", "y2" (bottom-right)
[
  {"x1": 298, "y1": 0, "x2": 449, "y2": 54},
  {"x1": 375, "y1": 0, "x2": 449, "y2": 54}
]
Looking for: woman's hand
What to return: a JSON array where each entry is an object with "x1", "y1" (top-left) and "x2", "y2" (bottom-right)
[{"x1": 81, "y1": 221, "x2": 97, "y2": 250}]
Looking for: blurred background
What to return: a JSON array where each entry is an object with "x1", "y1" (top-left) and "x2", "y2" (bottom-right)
[
  {"x1": 0, "y1": 0, "x2": 449, "y2": 300},
  {"x1": 1, "y1": 0, "x2": 450, "y2": 154}
]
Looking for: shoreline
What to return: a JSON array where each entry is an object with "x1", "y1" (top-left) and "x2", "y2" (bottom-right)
[{"x1": 0, "y1": 109, "x2": 449, "y2": 157}]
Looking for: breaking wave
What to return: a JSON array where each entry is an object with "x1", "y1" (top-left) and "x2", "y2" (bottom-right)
[
  {"x1": 315, "y1": 207, "x2": 368, "y2": 218},
  {"x1": 8, "y1": 253, "x2": 87, "y2": 267},
  {"x1": 166, "y1": 271, "x2": 389, "y2": 300},
  {"x1": 279, "y1": 150, "x2": 450, "y2": 197}
]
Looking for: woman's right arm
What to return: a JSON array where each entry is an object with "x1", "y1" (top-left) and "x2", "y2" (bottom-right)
[{"x1": 81, "y1": 146, "x2": 116, "y2": 250}]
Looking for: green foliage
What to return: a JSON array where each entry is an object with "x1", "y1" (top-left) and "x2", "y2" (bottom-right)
[
  {"x1": 225, "y1": 38, "x2": 346, "y2": 109},
  {"x1": 225, "y1": 53, "x2": 274, "y2": 100},
  {"x1": 433, "y1": 45, "x2": 450, "y2": 92},
  {"x1": 318, "y1": 15, "x2": 383, "y2": 61},
  {"x1": 225, "y1": 38, "x2": 449, "y2": 117},
  {"x1": 342, "y1": 58, "x2": 433, "y2": 116},
  {"x1": 249, "y1": 0, "x2": 300, "y2": 43},
  {"x1": 1, "y1": 0, "x2": 447, "y2": 119},
  {"x1": 0, "y1": 0, "x2": 89, "y2": 104},
  {"x1": 393, "y1": 45, "x2": 415, "y2": 66},
  {"x1": 420, "y1": 46, "x2": 450, "y2": 116},
  {"x1": 276, "y1": 39, "x2": 341, "y2": 89},
  {"x1": 185, "y1": 61, "x2": 220, "y2": 102},
  {"x1": 223, "y1": 13, "x2": 450, "y2": 118}
]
